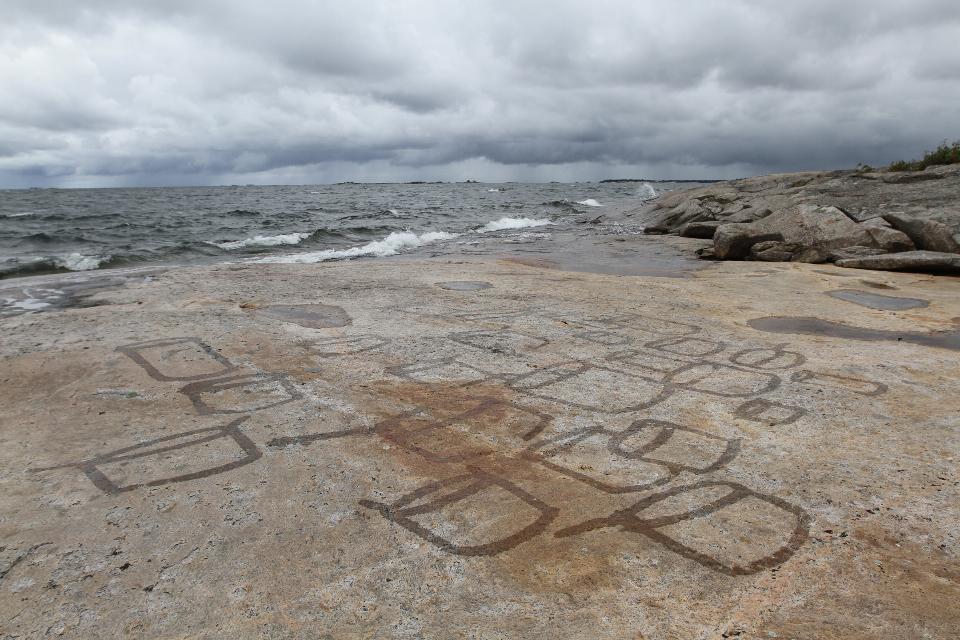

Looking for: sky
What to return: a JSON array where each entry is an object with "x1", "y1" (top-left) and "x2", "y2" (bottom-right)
[{"x1": 1, "y1": 0, "x2": 959, "y2": 188}]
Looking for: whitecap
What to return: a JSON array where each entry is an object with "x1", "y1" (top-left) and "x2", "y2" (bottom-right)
[
  {"x1": 577, "y1": 198, "x2": 603, "y2": 207},
  {"x1": 637, "y1": 183, "x2": 658, "y2": 200},
  {"x1": 487, "y1": 188, "x2": 501, "y2": 192},
  {"x1": 476, "y1": 217, "x2": 554, "y2": 233},
  {"x1": 5, "y1": 297, "x2": 52, "y2": 310},
  {"x1": 55, "y1": 253, "x2": 108, "y2": 271},
  {"x1": 209, "y1": 232, "x2": 312, "y2": 250},
  {"x1": 5, "y1": 211, "x2": 39, "y2": 218},
  {"x1": 252, "y1": 230, "x2": 458, "y2": 264}
]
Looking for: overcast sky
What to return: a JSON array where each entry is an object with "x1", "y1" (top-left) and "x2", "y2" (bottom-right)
[{"x1": 1, "y1": 1, "x2": 958, "y2": 187}]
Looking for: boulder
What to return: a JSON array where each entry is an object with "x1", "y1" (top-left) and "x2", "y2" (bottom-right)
[
  {"x1": 835, "y1": 250, "x2": 960, "y2": 274},
  {"x1": 750, "y1": 241, "x2": 801, "y2": 262},
  {"x1": 713, "y1": 224, "x2": 784, "y2": 259},
  {"x1": 863, "y1": 225, "x2": 915, "y2": 252},
  {"x1": 752, "y1": 204, "x2": 877, "y2": 263},
  {"x1": 724, "y1": 207, "x2": 771, "y2": 224},
  {"x1": 679, "y1": 221, "x2": 721, "y2": 239},
  {"x1": 828, "y1": 246, "x2": 888, "y2": 262},
  {"x1": 881, "y1": 214, "x2": 960, "y2": 253},
  {"x1": 695, "y1": 246, "x2": 718, "y2": 260}
]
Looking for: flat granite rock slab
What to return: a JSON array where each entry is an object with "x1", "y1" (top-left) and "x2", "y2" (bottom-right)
[
  {"x1": 826, "y1": 288, "x2": 930, "y2": 310},
  {"x1": 1, "y1": 258, "x2": 959, "y2": 639}
]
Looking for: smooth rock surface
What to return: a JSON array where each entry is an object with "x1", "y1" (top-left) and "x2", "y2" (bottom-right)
[
  {"x1": 1, "y1": 257, "x2": 959, "y2": 638},
  {"x1": 835, "y1": 250, "x2": 960, "y2": 274}
]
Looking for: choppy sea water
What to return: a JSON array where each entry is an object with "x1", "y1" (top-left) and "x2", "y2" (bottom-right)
[{"x1": 0, "y1": 181, "x2": 701, "y2": 280}]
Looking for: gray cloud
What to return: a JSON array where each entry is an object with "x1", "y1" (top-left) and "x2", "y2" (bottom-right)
[{"x1": 1, "y1": 0, "x2": 958, "y2": 187}]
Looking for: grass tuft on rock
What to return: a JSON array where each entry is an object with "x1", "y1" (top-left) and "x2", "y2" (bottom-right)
[{"x1": 888, "y1": 140, "x2": 960, "y2": 172}]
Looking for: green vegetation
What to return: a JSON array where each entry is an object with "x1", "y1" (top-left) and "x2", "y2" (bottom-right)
[{"x1": 888, "y1": 140, "x2": 960, "y2": 172}]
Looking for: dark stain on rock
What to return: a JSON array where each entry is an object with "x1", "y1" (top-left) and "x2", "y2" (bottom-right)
[
  {"x1": 436, "y1": 281, "x2": 494, "y2": 291},
  {"x1": 858, "y1": 279, "x2": 897, "y2": 290},
  {"x1": 826, "y1": 289, "x2": 929, "y2": 311},
  {"x1": 748, "y1": 316, "x2": 960, "y2": 351},
  {"x1": 253, "y1": 304, "x2": 351, "y2": 328}
]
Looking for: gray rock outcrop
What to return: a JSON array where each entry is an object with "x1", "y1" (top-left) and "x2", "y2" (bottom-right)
[
  {"x1": 713, "y1": 224, "x2": 783, "y2": 259},
  {"x1": 882, "y1": 213, "x2": 960, "y2": 253},
  {"x1": 634, "y1": 164, "x2": 960, "y2": 274},
  {"x1": 835, "y1": 250, "x2": 960, "y2": 274}
]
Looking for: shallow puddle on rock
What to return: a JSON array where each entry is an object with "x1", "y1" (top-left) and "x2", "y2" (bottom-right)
[
  {"x1": 826, "y1": 289, "x2": 929, "y2": 311},
  {"x1": 252, "y1": 304, "x2": 351, "y2": 328},
  {"x1": 748, "y1": 316, "x2": 960, "y2": 351},
  {"x1": 436, "y1": 281, "x2": 493, "y2": 291}
]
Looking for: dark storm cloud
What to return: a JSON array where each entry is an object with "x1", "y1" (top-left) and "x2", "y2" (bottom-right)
[{"x1": 1, "y1": 0, "x2": 959, "y2": 186}]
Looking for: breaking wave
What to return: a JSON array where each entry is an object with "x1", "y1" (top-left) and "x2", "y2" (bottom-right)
[
  {"x1": 577, "y1": 199, "x2": 603, "y2": 207},
  {"x1": 637, "y1": 183, "x2": 658, "y2": 200},
  {"x1": 477, "y1": 217, "x2": 554, "y2": 232},
  {"x1": 55, "y1": 253, "x2": 110, "y2": 271},
  {"x1": 252, "y1": 230, "x2": 458, "y2": 264},
  {"x1": 207, "y1": 232, "x2": 312, "y2": 250}
]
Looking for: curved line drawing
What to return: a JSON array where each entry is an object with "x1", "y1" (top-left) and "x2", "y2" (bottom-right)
[{"x1": 556, "y1": 480, "x2": 810, "y2": 576}]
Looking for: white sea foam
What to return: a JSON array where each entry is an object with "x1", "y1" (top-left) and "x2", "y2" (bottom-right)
[
  {"x1": 4, "y1": 297, "x2": 52, "y2": 310},
  {"x1": 638, "y1": 183, "x2": 658, "y2": 200},
  {"x1": 503, "y1": 232, "x2": 552, "y2": 243},
  {"x1": 487, "y1": 188, "x2": 501, "y2": 192},
  {"x1": 55, "y1": 253, "x2": 108, "y2": 271},
  {"x1": 252, "y1": 230, "x2": 458, "y2": 264},
  {"x1": 477, "y1": 217, "x2": 554, "y2": 232},
  {"x1": 5, "y1": 211, "x2": 39, "y2": 218},
  {"x1": 577, "y1": 198, "x2": 603, "y2": 207},
  {"x1": 209, "y1": 232, "x2": 312, "y2": 250}
]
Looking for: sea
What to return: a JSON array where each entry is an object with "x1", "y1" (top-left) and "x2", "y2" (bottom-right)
[{"x1": 0, "y1": 181, "x2": 702, "y2": 280}]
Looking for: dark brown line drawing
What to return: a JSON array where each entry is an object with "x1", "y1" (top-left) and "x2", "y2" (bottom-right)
[
  {"x1": 377, "y1": 414, "x2": 496, "y2": 464},
  {"x1": 359, "y1": 468, "x2": 559, "y2": 556},
  {"x1": 789, "y1": 370, "x2": 888, "y2": 396},
  {"x1": 522, "y1": 420, "x2": 740, "y2": 494},
  {"x1": 645, "y1": 335, "x2": 727, "y2": 358},
  {"x1": 607, "y1": 349, "x2": 783, "y2": 399},
  {"x1": 555, "y1": 480, "x2": 810, "y2": 576},
  {"x1": 573, "y1": 330, "x2": 634, "y2": 347},
  {"x1": 608, "y1": 420, "x2": 741, "y2": 474},
  {"x1": 505, "y1": 361, "x2": 676, "y2": 414},
  {"x1": 451, "y1": 310, "x2": 528, "y2": 325},
  {"x1": 117, "y1": 337, "x2": 237, "y2": 382},
  {"x1": 594, "y1": 313, "x2": 702, "y2": 336},
  {"x1": 385, "y1": 357, "x2": 500, "y2": 386},
  {"x1": 663, "y1": 361, "x2": 782, "y2": 398},
  {"x1": 267, "y1": 427, "x2": 371, "y2": 448},
  {"x1": 303, "y1": 335, "x2": 390, "y2": 358},
  {"x1": 448, "y1": 329, "x2": 549, "y2": 356},
  {"x1": 32, "y1": 417, "x2": 260, "y2": 494},
  {"x1": 729, "y1": 344, "x2": 807, "y2": 370},
  {"x1": 375, "y1": 397, "x2": 551, "y2": 463},
  {"x1": 179, "y1": 372, "x2": 303, "y2": 416},
  {"x1": 734, "y1": 398, "x2": 807, "y2": 426},
  {"x1": 605, "y1": 348, "x2": 691, "y2": 370}
]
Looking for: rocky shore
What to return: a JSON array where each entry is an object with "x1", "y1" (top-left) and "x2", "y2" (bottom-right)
[{"x1": 640, "y1": 164, "x2": 960, "y2": 274}]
